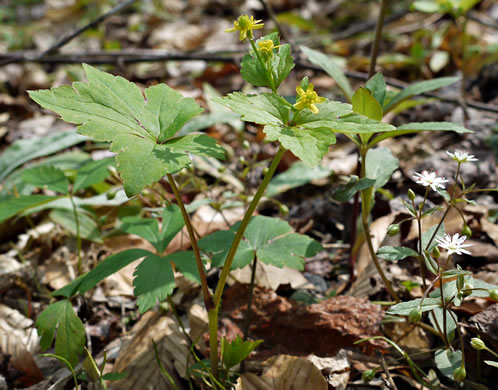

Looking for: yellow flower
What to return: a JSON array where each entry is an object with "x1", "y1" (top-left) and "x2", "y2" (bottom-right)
[
  {"x1": 294, "y1": 83, "x2": 326, "y2": 114},
  {"x1": 225, "y1": 15, "x2": 264, "y2": 41},
  {"x1": 257, "y1": 39, "x2": 280, "y2": 60}
]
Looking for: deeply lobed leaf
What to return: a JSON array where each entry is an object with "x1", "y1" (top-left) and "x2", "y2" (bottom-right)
[
  {"x1": 29, "y1": 64, "x2": 224, "y2": 197},
  {"x1": 36, "y1": 300, "x2": 86, "y2": 367}
]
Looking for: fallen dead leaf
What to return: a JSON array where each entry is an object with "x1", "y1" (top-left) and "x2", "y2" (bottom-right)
[
  {"x1": 112, "y1": 311, "x2": 190, "y2": 390},
  {"x1": 308, "y1": 350, "x2": 350, "y2": 390},
  {"x1": 229, "y1": 261, "x2": 314, "y2": 291},
  {"x1": 0, "y1": 305, "x2": 43, "y2": 386},
  {"x1": 237, "y1": 354, "x2": 328, "y2": 390}
]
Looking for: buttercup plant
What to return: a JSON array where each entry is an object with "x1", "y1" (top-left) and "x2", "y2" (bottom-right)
[
  {"x1": 26, "y1": 13, "x2": 497, "y2": 387},
  {"x1": 28, "y1": 15, "x2": 395, "y2": 385}
]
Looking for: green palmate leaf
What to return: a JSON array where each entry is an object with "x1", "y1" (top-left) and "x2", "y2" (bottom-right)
[
  {"x1": 267, "y1": 161, "x2": 332, "y2": 197},
  {"x1": 384, "y1": 76, "x2": 460, "y2": 112},
  {"x1": 29, "y1": 64, "x2": 224, "y2": 197},
  {"x1": 0, "y1": 130, "x2": 86, "y2": 182},
  {"x1": 73, "y1": 157, "x2": 114, "y2": 192},
  {"x1": 435, "y1": 348, "x2": 462, "y2": 380},
  {"x1": 168, "y1": 251, "x2": 202, "y2": 284},
  {"x1": 331, "y1": 177, "x2": 375, "y2": 202},
  {"x1": 200, "y1": 216, "x2": 322, "y2": 270},
  {"x1": 294, "y1": 104, "x2": 396, "y2": 134},
  {"x1": 300, "y1": 46, "x2": 353, "y2": 101},
  {"x1": 386, "y1": 297, "x2": 441, "y2": 315},
  {"x1": 365, "y1": 73, "x2": 387, "y2": 108},
  {"x1": 54, "y1": 248, "x2": 153, "y2": 297},
  {"x1": 352, "y1": 87, "x2": 383, "y2": 121},
  {"x1": 36, "y1": 299, "x2": 85, "y2": 367},
  {"x1": 221, "y1": 336, "x2": 263, "y2": 369},
  {"x1": 199, "y1": 230, "x2": 254, "y2": 269},
  {"x1": 365, "y1": 148, "x2": 399, "y2": 191},
  {"x1": 264, "y1": 124, "x2": 336, "y2": 167},
  {"x1": 213, "y1": 92, "x2": 291, "y2": 126},
  {"x1": 242, "y1": 216, "x2": 322, "y2": 269},
  {"x1": 241, "y1": 33, "x2": 294, "y2": 89},
  {"x1": 0, "y1": 195, "x2": 57, "y2": 223},
  {"x1": 377, "y1": 246, "x2": 418, "y2": 261},
  {"x1": 120, "y1": 205, "x2": 183, "y2": 253},
  {"x1": 49, "y1": 208, "x2": 102, "y2": 242},
  {"x1": 133, "y1": 253, "x2": 175, "y2": 312},
  {"x1": 120, "y1": 216, "x2": 161, "y2": 248},
  {"x1": 215, "y1": 92, "x2": 394, "y2": 167},
  {"x1": 22, "y1": 166, "x2": 69, "y2": 194}
]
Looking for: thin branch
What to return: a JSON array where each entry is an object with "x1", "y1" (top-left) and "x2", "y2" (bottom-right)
[
  {"x1": 1, "y1": 48, "x2": 497, "y2": 114},
  {"x1": 0, "y1": 0, "x2": 137, "y2": 66}
]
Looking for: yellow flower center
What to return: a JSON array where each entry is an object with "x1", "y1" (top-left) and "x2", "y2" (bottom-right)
[{"x1": 225, "y1": 15, "x2": 264, "y2": 41}]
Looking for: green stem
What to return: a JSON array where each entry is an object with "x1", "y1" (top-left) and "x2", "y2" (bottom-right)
[
  {"x1": 249, "y1": 38, "x2": 276, "y2": 91},
  {"x1": 167, "y1": 174, "x2": 212, "y2": 308},
  {"x1": 213, "y1": 145, "x2": 285, "y2": 308},
  {"x1": 368, "y1": 0, "x2": 389, "y2": 78},
  {"x1": 207, "y1": 145, "x2": 285, "y2": 381},
  {"x1": 460, "y1": 15, "x2": 468, "y2": 103},
  {"x1": 166, "y1": 174, "x2": 217, "y2": 377},
  {"x1": 69, "y1": 193, "x2": 82, "y2": 274},
  {"x1": 425, "y1": 164, "x2": 461, "y2": 252},
  {"x1": 240, "y1": 256, "x2": 258, "y2": 373},
  {"x1": 359, "y1": 147, "x2": 400, "y2": 302},
  {"x1": 416, "y1": 188, "x2": 430, "y2": 291}
]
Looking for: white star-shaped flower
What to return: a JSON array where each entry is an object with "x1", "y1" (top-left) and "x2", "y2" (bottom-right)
[
  {"x1": 413, "y1": 171, "x2": 449, "y2": 191},
  {"x1": 436, "y1": 233, "x2": 472, "y2": 255},
  {"x1": 447, "y1": 150, "x2": 478, "y2": 163}
]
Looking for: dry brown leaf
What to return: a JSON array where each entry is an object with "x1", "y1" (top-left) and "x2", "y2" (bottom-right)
[
  {"x1": 383, "y1": 322, "x2": 431, "y2": 358},
  {"x1": 349, "y1": 212, "x2": 398, "y2": 297},
  {"x1": 0, "y1": 255, "x2": 25, "y2": 291},
  {"x1": 112, "y1": 312, "x2": 190, "y2": 390},
  {"x1": 229, "y1": 261, "x2": 314, "y2": 291},
  {"x1": 149, "y1": 23, "x2": 210, "y2": 51},
  {"x1": 0, "y1": 305, "x2": 43, "y2": 385},
  {"x1": 237, "y1": 355, "x2": 328, "y2": 390},
  {"x1": 308, "y1": 350, "x2": 350, "y2": 390}
]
